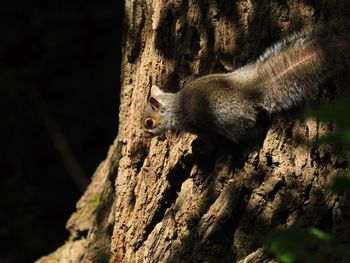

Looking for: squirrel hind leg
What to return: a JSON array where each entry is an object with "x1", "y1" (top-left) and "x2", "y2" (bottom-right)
[{"x1": 215, "y1": 117, "x2": 256, "y2": 144}]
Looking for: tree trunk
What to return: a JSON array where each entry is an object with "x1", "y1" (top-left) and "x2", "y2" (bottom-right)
[{"x1": 37, "y1": 0, "x2": 350, "y2": 262}]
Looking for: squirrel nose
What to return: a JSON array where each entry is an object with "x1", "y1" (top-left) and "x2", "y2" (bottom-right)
[{"x1": 143, "y1": 130, "x2": 154, "y2": 138}]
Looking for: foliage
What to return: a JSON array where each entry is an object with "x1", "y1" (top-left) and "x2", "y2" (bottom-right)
[
  {"x1": 307, "y1": 97, "x2": 350, "y2": 193},
  {"x1": 307, "y1": 97, "x2": 350, "y2": 146},
  {"x1": 265, "y1": 228, "x2": 350, "y2": 263}
]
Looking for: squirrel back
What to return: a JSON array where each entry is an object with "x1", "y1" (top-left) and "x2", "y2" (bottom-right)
[{"x1": 142, "y1": 30, "x2": 350, "y2": 144}]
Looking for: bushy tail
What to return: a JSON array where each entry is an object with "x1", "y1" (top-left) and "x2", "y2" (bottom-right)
[{"x1": 257, "y1": 29, "x2": 350, "y2": 113}]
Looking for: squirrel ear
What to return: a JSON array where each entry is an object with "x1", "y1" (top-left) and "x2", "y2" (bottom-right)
[
  {"x1": 150, "y1": 85, "x2": 164, "y2": 97},
  {"x1": 149, "y1": 97, "x2": 166, "y2": 113}
]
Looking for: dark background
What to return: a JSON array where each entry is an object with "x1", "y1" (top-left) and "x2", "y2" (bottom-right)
[{"x1": 1, "y1": 1, "x2": 124, "y2": 262}]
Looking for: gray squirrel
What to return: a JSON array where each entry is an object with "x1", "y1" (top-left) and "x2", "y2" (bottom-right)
[{"x1": 142, "y1": 29, "x2": 349, "y2": 146}]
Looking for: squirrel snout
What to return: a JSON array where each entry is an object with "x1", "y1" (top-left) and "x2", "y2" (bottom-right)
[{"x1": 142, "y1": 130, "x2": 154, "y2": 138}]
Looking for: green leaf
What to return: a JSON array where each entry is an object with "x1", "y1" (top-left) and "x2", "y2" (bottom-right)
[
  {"x1": 265, "y1": 229, "x2": 309, "y2": 263},
  {"x1": 306, "y1": 97, "x2": 350, "y2": 125},
  {"x1": 266, "y1": 227, "x2": 350, "y2": 263},
  {"x1": 309, "y1": 228, "x2": 331, "y2": 241},
  {"x1": 306, "y1": 97, "x2": 350, "y2": 146}
]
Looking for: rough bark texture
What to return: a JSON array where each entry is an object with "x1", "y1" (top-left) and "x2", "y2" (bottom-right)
[{"x1": 37, "y1": 0, "x2": 350, "y2": 262}]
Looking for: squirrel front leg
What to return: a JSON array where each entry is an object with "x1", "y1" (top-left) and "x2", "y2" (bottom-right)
[{"x1": 192, "y1": 129, "x2": 219, "y2": 153}]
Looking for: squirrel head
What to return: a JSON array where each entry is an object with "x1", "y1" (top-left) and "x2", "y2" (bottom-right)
[{"x1": 142, "y1": 85, "x2": 176, "y2": 137}]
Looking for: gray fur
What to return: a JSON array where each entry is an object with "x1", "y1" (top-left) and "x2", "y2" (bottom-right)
[{"x1": 142, "y1": 30, "x2": 349, "y2": 144}]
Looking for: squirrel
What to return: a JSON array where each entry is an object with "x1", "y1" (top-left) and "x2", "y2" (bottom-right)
[{"x1": 141, "y1": 29, "x2": 349, "y2": 147}]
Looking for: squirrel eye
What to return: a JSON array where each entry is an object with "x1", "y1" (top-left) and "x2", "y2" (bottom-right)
[{"x1": 144, "y1": 118, "x2": 155, "y2": 129}]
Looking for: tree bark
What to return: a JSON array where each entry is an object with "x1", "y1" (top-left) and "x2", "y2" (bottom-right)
[{"x1": 37, "y1": 0, "x2": 350, "y2": 262}]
